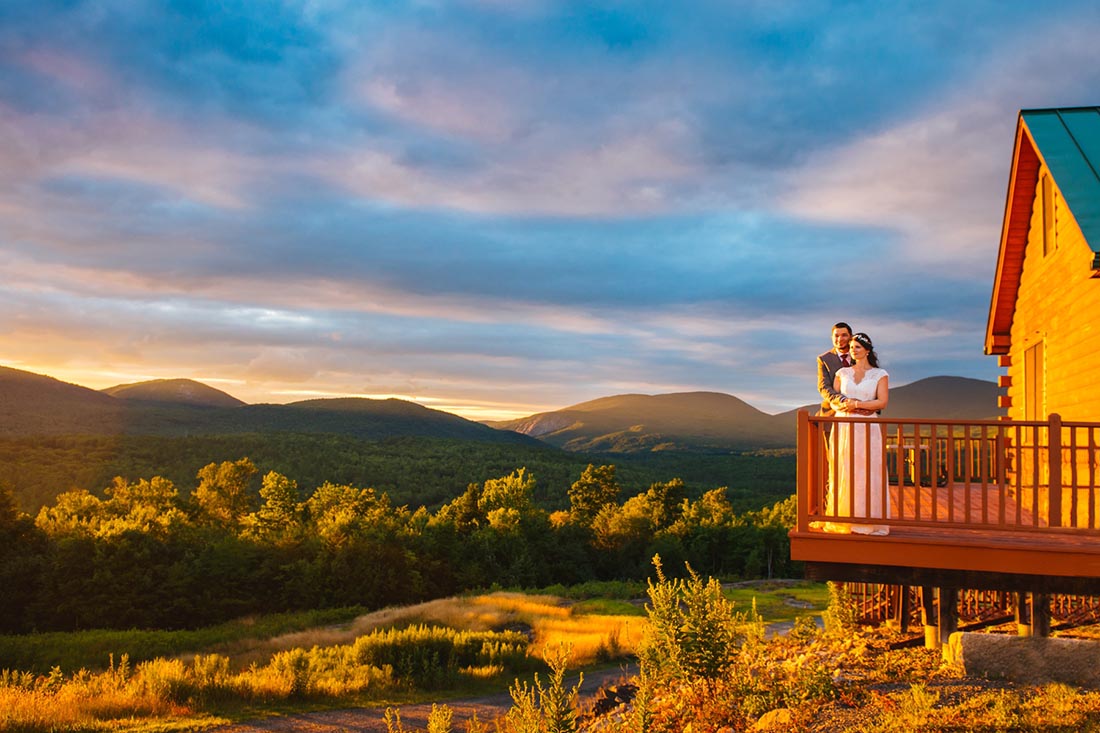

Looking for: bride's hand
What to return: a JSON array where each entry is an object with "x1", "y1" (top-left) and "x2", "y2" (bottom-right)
[{"x1": 841, "y1": 398, "x2": 874, "y2": 416}]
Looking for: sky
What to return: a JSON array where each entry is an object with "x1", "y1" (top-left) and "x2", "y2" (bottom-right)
[{"x1": 2, "y1": 1, "x2": 1099, "y2": 421}]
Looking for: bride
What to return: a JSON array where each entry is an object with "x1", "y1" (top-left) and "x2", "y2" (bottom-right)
[{"x1": 825, "y1": 332, "x2": 890, "y2": 535}]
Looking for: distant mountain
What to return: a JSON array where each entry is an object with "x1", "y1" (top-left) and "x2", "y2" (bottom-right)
[
  {"x1": 490, "y1": 391, "x2": 793, "y2": 453},
  {"x1": 0, "y1": 365, "x2": 533, "y2": 445},
  {"x1": 201, "y1": 398, "x2": 530, "y2": 442},
  {"x1": 103, "y1": 378, "x2": 246, "y2": 408},
  {"x1": 776, "y1": 376, "x2": 1003, "y2": 422},
  {"x1": 0, "y1": 366, "x2": 128, "y2": 434},
  {"x1": 882, "y1": 376, "x2": 1002, "y2": 420},
  {"x1": 494, "y1": 377, "x2": 1001, "y2": 453}
]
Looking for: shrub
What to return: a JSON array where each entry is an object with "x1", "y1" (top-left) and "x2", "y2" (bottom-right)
[
  {"x1": 269, "y1": 648, "x2": 312, "y2": 698},
  {"x1": 640, "y1": 555, "x2": 751, "y2": 682},
  {"x1": 823, "y1": 581, "x2": 859, "y2": 632},
  {"x1": 133, "y1": 657, "x2": 192, "y2": 705},
  {"x1": 427, "y1": 703, "x2": 454, "y2": 733},
  {"x1": 352, "y1": 625, "x2": 529, "y2": 689},
  {"x1": 506, "y1": 644, "x2": 580, "y2": 733},
  {"x1": 190, "y1": 653, "x2": 234, "y2": 703}
]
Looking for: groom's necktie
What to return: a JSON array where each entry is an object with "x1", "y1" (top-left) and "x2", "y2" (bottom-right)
[{"x1": 840, "y1": 354, "x2": 850, "y2": 367}]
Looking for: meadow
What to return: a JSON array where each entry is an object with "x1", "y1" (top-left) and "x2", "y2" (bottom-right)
[
  {"x1": 6, "y1": 577, "x2": 1100, "y2": 732},
  {"x1": 0, "y1": 586, "x2": 652, "y2": 732}
]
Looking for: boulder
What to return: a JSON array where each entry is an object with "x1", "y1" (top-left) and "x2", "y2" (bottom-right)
[
  {"x1": 752, "y1": 708, "x2": 793, "y2": 731},
  {"x1": 945, "y1": 632, "x2": 1100, "y2": 687}
]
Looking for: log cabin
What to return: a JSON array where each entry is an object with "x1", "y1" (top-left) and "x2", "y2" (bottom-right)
[{"x1": 789, "y1": 106, "x2": 1100, "y2": 646}]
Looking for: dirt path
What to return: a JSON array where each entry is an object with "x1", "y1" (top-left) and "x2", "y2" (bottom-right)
[{"x1": 214, "y1": 665, "x2": 636, "y2": 733}]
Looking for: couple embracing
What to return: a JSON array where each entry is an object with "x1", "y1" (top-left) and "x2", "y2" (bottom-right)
[{"x1": 816, "y1": 322, "x2": 890, "y2": 535}]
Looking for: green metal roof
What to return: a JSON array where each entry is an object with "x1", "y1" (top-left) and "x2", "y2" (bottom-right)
[{"x1": 1021, "y1": 106, "x2": 1100, "y2": 257}]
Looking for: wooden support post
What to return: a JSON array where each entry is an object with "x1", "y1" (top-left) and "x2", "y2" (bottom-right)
[
  {"x1": 937, "y1": 587, "x2": 958, "y2": 646},
  {"x1": 1016, "y1": 591, "x2": 1032, "y2": 636},
  {"x1": 892, "y1": 585, "x2": 910, "y2": 633},
  {"x1": 1033, "y1": 593, "x2": 1051, "y2": 637},
  {"x1": 921, "y1": 586, "x2": 938, "y2": 648}
]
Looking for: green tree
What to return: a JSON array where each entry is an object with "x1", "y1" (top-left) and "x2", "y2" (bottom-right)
[
  {"x1": 568, "y1": 464, "x2": 621, "y2": 526},
  {"x1": 480, "y1": 468, "x2": 535, "y2": 515},
  {"x1": 193, "y1": 458, "x2": 258, "y2": 529},
  {"x1": 35, "y1": 489, "x2": 106, "y2": 537},
  {"x1": 244, "y1": 471, "x2": 302, "y2": 541},
  {"x1": 103, "y1": 476, "x2": 186, "y2": 536},
  {"x1": 643, "y1": 478, "x2": 687, "y2": 528},
  {"x1": 0, "y1": 485, "x2": 48, "y2": 633}
]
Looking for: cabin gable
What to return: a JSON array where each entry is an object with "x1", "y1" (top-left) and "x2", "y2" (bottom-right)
[{"x1": 987, "y1": 107, "x2": 1100, "y2": 422}]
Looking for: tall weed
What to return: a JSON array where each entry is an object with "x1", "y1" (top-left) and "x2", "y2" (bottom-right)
[
  {"x1": 506, "y1": 644, "x2": 581, "y2": 733},
  {"x1": 640, "y1": 555, "x2": 747, "y2": 682}
]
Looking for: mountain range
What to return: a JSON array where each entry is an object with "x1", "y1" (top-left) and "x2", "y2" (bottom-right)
[
  {"x1": 0, "y1": 366, "x2": 532, "y2": 445},
  {"x1": 0, "y1": 365, "x2": 1000, "y2": 452},
  {"x1": 489, "y1": 376, "x2": 1002, "y2": 453}
]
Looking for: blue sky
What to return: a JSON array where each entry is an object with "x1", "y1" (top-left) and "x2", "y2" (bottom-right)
[{"x1": 1, "y1": 1, "x2": 1098, "y2": 420}]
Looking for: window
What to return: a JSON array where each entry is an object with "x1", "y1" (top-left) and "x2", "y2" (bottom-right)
[
  {"x1": 1042, "y1": 173, "x2": 1056, "y2": 256},
  {"x1": 1024, "y1": 340, "x2": 1045, "y2": 421}
]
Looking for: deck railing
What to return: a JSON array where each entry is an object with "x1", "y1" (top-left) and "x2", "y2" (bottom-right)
[{"x1": 796, "y1": 411, "x2": 1100, "y2": 535}]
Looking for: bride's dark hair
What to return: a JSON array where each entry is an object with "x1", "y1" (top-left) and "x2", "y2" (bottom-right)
[{"x1": 853, "y1": 332, "x2": 880, "y2": 368}]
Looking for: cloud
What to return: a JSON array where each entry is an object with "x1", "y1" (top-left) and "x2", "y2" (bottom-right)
[
  {"x1": 779, "y1": 10, "x2": 1100, "y2": 274},
  {"x1": 3, "y1": 1, "x2": 1096, "y2": 418}
]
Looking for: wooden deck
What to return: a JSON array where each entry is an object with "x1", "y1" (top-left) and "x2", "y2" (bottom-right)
[
  {"x1": 791, "y1": 524, "x2": 1100, "y2": 593},
  {"x1": 792, "y1": 411, "x2": 1100, "y2": 596}
]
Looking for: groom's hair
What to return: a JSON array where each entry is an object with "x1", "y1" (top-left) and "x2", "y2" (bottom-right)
[{"x1": 833, "y1": 322, "x2": 852, "y2": 334}]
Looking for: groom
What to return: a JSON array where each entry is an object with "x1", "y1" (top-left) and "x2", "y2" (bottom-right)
[{"x1": 817, "y1": 322, "x2": 852, "y2": 416}]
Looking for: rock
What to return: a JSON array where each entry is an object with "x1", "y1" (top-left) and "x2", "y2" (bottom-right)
[
  {"x1": 945, "y1": 632, "x2": 1100, "y2": 687},
  {"x1": 753, "y1": 708, "x2": 793, "y2": 731},
  {"x1": 587, "y1": 683, "x2": 637, "y2": 716}
]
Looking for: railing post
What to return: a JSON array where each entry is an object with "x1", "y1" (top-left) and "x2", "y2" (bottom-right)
[
  {"x1": 1049, "y1": 413, "x2": 1062, "y2": 528},
  {"x1": 797, "y1": 409, "x2": 810, "y2": 533}
]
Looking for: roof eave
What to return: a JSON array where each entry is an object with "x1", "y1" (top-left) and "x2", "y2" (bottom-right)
[{"x1": 985, "y1": 116, "x2": 1040, "y2": 356}]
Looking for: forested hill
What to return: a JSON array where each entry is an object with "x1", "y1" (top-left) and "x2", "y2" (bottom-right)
[
  {"x1": 491, "y1": 392, "x2": 793, "y2": 452},
  {"x1": 774, "y1": 375, "x2": 1003, "y2": 421},
  {"x1": 0, "y1": 367, "x2": 795, "y2": 515},
  {"x1": 0, "y1": 366, "x2": 533, "y2": 445},
  {"x1": 103, "y1": 378, "x2": 246, "y2": 408},
  {"x1": 492, "y1": 377, "x2": 1001, "y2": 453}
]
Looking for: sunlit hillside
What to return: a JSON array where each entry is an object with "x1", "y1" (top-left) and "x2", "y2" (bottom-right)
[
  {"x1": 103, "y1": 378, "x2": 246, "y2": 408},
  {"x1": 493, "y1": 377, "x2": 1001, "y2": 453}
]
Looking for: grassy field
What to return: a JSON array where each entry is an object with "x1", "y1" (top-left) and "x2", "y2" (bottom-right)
[
  {"x1": 722, "y1": 579, "x2": 830, "y2": 623},
  {"x1": 0, "y1": 607, "x2": 368, "y2": 673},
  {"x1": 0, "y1": 580, "x2": 831, "y2": 732},
  {"x1": 10, "y1": 581, "x2": 1100, "y2": 731},
  {"x1": 0, "y1": 588, "x2": 655, "y2": 732}
]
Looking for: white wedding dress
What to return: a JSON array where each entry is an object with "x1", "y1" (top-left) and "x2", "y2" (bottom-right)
[{"x1": 826, "y1": 367, "x2": 890, "y2": 535}]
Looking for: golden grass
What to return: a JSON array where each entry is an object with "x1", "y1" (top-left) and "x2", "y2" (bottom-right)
[
  {"x1": 0, "y1": 592, "x2": 645, "y2": 732},
  {"x1": 529, "y1": 615, "x2": 644, "y2": 665},
  {"x1": 227, "y1": 592, "x2": 641, "y2": 668},
  {"x1": 0, "y1": 672, "x2": 198, "y2": 732}
]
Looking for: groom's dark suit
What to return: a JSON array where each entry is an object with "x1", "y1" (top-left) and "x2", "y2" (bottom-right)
[{"x1": 817, "y1": 350, "x2": 848, "y2": 416}]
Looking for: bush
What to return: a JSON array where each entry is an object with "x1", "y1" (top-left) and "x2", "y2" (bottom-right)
[
  {"x1": 352, "y1": 625, "x2": 529, "y2": 689},
  {"x1": 640, "y1": 555, "x2": 756, "y2": 682},
  {"x1": 133, "y1": 657, "x2": 192, "y2": 705},
  {"x1": 269, "y1": 648, "x2": 313, "y2": 698}
]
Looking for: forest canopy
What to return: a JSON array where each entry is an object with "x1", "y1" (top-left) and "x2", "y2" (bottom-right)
[{"x1": 0, "y1": 455, "x2": 797, "y2": 635}]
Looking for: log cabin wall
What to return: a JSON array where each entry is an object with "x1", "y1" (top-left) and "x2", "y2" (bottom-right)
[{"x1": 1005, "y1": 163, "x2": 1100, "y2": 424}]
